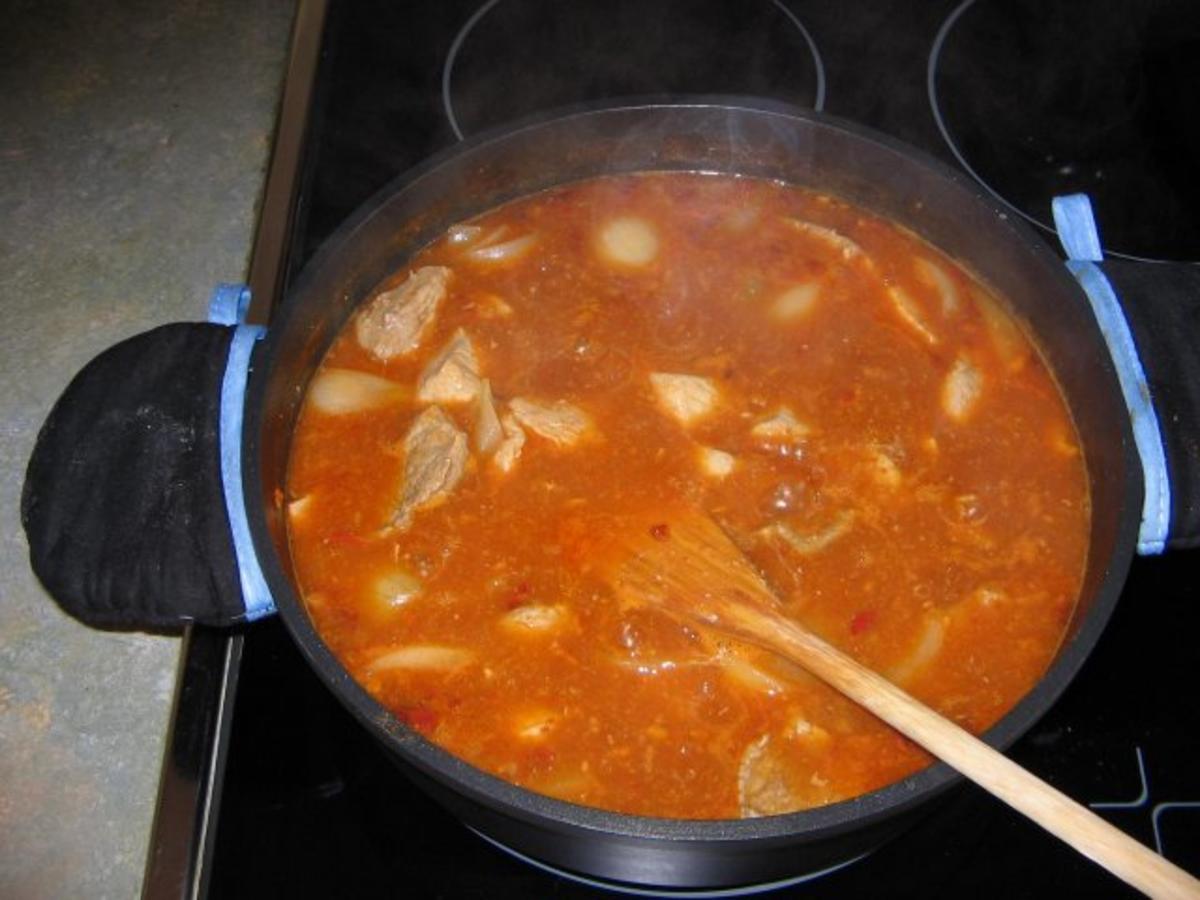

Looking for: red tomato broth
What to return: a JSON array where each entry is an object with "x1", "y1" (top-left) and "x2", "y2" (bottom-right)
[{"x1": 286, "y1": 173, "x2": 1089, "y2": 820}]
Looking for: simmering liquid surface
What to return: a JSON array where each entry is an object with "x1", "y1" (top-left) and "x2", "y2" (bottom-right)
[{"x1": 287, "y1": 173, "x2": 1089, "y2": 819}]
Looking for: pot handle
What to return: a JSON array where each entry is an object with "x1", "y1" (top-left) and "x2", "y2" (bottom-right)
[
  {"x1": 210, "y1": 285, "x2": 274, "y2": 622},
  {"x1": 20, "y1": 284, "x2": 276, "y2": 630},
  {"x1": 1053, "y1": 195, "x2": 1200, "y2": 553}
]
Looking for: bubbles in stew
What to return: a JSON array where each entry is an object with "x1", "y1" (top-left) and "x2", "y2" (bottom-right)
[{"x1": 286, "y1": 173, "x2": 1089, "y2": 820}]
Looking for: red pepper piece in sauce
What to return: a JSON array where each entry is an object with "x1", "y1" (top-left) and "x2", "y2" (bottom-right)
[
  {"x1": 401, "y1": 706, "x2": 439, "y2": 734},
  {"x1": 505, "y1": 580, "x2": 533, "y2": 609},
  {"x1": 850, "y1": 609, "x2": 877, "y2": 636},
  {"x1": 649, "y1": 523, "x2": 671, "y2": 542},
  {"x1": 326, "y1": 530, "x2": 369, "y2": 548}
]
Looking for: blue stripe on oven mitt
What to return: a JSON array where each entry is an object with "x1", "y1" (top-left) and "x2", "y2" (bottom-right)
[
  {"x1": 1052, "y1": 194, "x2": 1171, "y2": 555},
  {"x1": 209, "y1": 284, "x2": 275, "y2": 619}
]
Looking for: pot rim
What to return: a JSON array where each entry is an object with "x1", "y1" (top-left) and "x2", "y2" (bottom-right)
[{"x1": 245, "y1": 96, "x2": 1142, "y2": 847}]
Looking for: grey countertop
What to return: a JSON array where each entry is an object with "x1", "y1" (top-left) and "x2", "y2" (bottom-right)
[{"x1": 1, "y1": 3, "x2": 294, "y2": 896}]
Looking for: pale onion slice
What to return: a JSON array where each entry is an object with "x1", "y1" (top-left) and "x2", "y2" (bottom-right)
[
  {"x1": 372, "y1": 566, "x2": 422, "y2": 612},
  {"x1": 697, "y1": 446, "x2": 735, "y2": 478},
  {"x1": 717, "y1": 650, "x2": 787, "y2": 697},
  {"x1": 973, "y1": 286, "x2": 1030, "y2": 371},
  {"x1": 529, "y1": 768, "x2": 595, "y2": 802},
  {"x1": 786, "y1": 716, "x2": 832, "y2": 749},
  {"x1": 970, "y1": 586, "x2": 1007, "y2": 608},
  {"x1": 302, "y1": 591, "x2": 328, "y2": 615},
  {"x1": 649, "y1": 372, "x2": 719, "y2": 426},
  {"x1": 307, "y1": 368, "x2": 406, "y2": 415},
  {"x1": 474, "y1": 378, "x2": 503, "y2": 454},
  {"x1": 597, "y1": 216, "x2": 659, "y2": 266},
  {"x1": 759, "y1": 510, "x2": 855, "y2": 556},
  {"x1": 914, "y1": 257, "x2": 959, "y2": 315},
  {"x1": 751, "y1": 407, "x2": 809, "y2": 441},
  {"x1": 513, "y1": 709, "x2": 559, "y2": 741},
  {"x1": 492, "y1": 413, "x2": 526, "y2": 473},
  {"x1": 723, "y1": 205, "x2": 761, "y2": 232},
  {"x1": 888, "y1": 616, "x2": 947, "y2": 684},
  {"x1": 770, "y1": 282, "x2": 820, "y2": 321},
  {"x1": 474, "y1": 292, "x2": 514, "y2": 319},
  {"x1": 865, "y1": 447, "x2": 902, "y2": 488},
  {"x1": 445, "y1": 223, "x2": 482, "y2": 245},
  {"x1": 941, "y1": 356, "x2": 983, "y2": 422},
  {"x1": 467, "y1": 233, "x2": 537, "y2": 263},
  {"x1": 616, "y1": 657, "x2": 690, "y2": 677},
  {"x1": 368, "y1": 644, "x2": 474, "y2": 674},
  {"x1": 885, "y1": 285, "x2": 938, "y2": 345},
  {"x1": 287, "y1": 494, "x2": 314, "y2": 525},
  {"x1": 783, "y1": 218, "x2": 867, "y2": 263},
  {"x1": 500, "y1": 604, "x2": 567, "y2": 634},
  {"x1": 1047, "y1": 423, "x2": 1080, "y2": 457}
]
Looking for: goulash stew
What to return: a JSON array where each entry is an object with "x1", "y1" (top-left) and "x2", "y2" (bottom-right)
[{"x1": 286, "y1": 173, "x2": 1089, "y2": 820}]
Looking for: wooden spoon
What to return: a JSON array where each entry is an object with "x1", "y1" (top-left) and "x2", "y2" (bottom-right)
[{"x1": 608, "y1": 511, "x2": 1200, "y2": 899}]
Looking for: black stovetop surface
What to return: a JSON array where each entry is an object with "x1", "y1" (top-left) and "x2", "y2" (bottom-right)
[{"x1": 208, "y1": 1, "x2": 1199, "y2": 896}]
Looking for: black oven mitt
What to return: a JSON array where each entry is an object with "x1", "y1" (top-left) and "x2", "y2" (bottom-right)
[{"x1": 21, "y1": 322, "x2": 250, "y2": 630}]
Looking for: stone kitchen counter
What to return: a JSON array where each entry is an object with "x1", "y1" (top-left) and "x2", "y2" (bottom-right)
[{"x1": 1, "y1": 3, "x2": 294, "y2": 896}]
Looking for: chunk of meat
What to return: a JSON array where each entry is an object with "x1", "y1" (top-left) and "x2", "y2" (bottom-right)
[
  {"x1": 738, "y1": 733, "x2": 837, "y2": 817},
  {"x1": 417, "y1": 328, "x2": 482, "y2": 404},
  {"x1": 649, "y1": 373, "x2": 719, "y2": 426},
  {"x1": 941, "y1": 356, "x2": 983, "y2": 422},
  {"x1": 738, "y1": 736, "x2": 794, "y2": 817},
  {"x1": 355, "y1": 266, "x2": 451, "y2": 360},
  {"x1": 750, "y1": 407, "x2": 809, "y2": 441},
  {"x1": 509, "y1": 397, "x2": 591, "y2": 446},
  {"x1": 392, "y1": 406, "x2": 469, "y2": 530},
  {"x1": 492, "y1": 413, "x2": 526, "y2": 473}
]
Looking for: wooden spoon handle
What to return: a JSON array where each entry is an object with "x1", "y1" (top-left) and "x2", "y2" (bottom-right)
[{"x1": 734, "y1": 607, "x2": 1200, "y2": 899}]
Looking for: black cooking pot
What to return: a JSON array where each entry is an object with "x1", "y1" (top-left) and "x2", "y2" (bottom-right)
[
  {"x1": 25, "y1": 98, "x2": 1198, "y2": 890},
  {"x1": 241, "y1": 100, "x2": 1145, "y2": 888}
]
